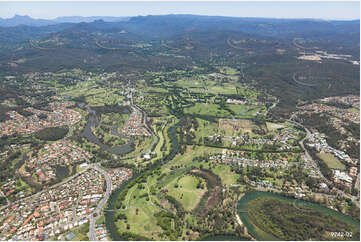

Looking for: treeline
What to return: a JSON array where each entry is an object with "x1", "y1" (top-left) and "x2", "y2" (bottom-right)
[
  {"x1": 248, "y1": 197, "x2": 359, "y2": 241},
  {"x1": 190, "y1": 169, "x2": 222, "y2": 216}
]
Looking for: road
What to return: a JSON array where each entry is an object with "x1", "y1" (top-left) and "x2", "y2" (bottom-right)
[
  {"x1": 130, "y1": 91, "x2": 158, "y2": 156},
  {"x1": 292, "y1": 72, "x2": 316, "y2": 87},
  {"x1": 288, "y1": 117, "x2": 359, "y2": 207},
  {"x1": 288, "y1": 117, "x2": 324, "y2": 179},
  {"x1": 88, "y1": 164, "x2": 113, "y2": 241}
]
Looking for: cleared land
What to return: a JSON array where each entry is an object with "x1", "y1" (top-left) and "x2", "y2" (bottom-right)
[
  {"x1": 166, "y1": 174, "x2": 207, "y2": 211},
  {"x1": 317, "y1": 152, "x2": 346, "y2": 170}
]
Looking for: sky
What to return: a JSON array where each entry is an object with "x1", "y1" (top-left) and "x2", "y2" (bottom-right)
[{"x1": 0, "y1": 1, "x2": 359, "y2": 20}]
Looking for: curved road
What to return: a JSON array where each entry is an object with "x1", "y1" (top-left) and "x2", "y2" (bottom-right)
[
  {"x1": 288, "y1": 116, "x2": 359, "y2": 207},
  {"x1": 287, "y1": 117, "x2": 322, "y2": 177},
  {"x1": 130, "y1": 91, "x2": 158, "y2": 156}
]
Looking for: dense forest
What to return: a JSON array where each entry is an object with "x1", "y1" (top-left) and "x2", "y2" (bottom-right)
[{"x1": 0, "y1": 15, "x2": 359, "y2": 118}]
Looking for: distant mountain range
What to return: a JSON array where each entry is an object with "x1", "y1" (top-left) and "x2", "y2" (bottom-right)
[{"x1": 0, "y1": 14, "x2": 130, "y2": 27}]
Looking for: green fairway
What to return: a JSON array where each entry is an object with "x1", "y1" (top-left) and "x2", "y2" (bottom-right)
[
  {"x1": 211, "y1": 164, "x2": 240, "y2": 186},
  {"x1": 184, "y1": 103, "x2": 265, "y2": 119},
  {"x1": 266, "y1": 122, "x2": 284, "y2": 131},
  {"x1": 218, "y1": 66, "x2": 239, "y2": 75},
  {"x1": 317, "y1": 153, "x2": 346, "y2": 170},
  {"x1": 226, "y1": 104, "x2": 265, "y2": 118},
  {"x1": 166, "y1": 174, "x2": 207, "y2": 211},
  {"x1": 118, "y1": 186, "x2": 163, "y2": 239},
  {"x1": 184, "y1": 103, "x2": 231, "y2": 117}
]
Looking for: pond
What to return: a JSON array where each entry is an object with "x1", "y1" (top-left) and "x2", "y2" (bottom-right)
[{"x1": 55, "y1": 166, "x2": 69, "y2": 180}]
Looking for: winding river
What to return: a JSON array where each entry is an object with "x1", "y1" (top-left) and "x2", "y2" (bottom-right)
[
  {"x1": 79, "y1": 104, "x2": 135, "y2": 156},
  {"x1": 237, "y1": 191, "x2": 360, "y2": 241},
  {"x1": 105, "y1": 120, "x2": 180, "y2": 240}
]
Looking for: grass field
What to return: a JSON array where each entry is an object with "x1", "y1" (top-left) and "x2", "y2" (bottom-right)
[
  {"x1": 69, "y1": 222, "x2": 89, "y2": 241},
  {"x1": 317, "y1": 153, "x2": 346, "y2": 170},
  {"x1": 209, "y1": 163, "x2": 240, "y2": 186},
  {"x1": 118, "y1": 183, "x2": 163, "y2": 239},
  {"x1": 218, "y1": 66, "x2": 239, "y2": 75},
  {"x1": 175, "y1": 79, "x2": 238, "y2": 95},
  {"x1": 195, "y1": 118, "x2": 219, "y2": 139},
  {"x1": 206, "y1": 82, "x2": 238, "y2": 95},
  {"x1": 266, "y1": 122, "x2": 284, "y2": 131},
  {"x1": 153, "y1": 125, "x2": 165, "y2": 160},
  {"x1": 226, "y1": 104, "x2": 265, "y2": 118},
  {"x1": 184, "y1": 103, "x2": 228, "y2": 117},
  {"x1": 184, "y1": 103, "x2": 265, "y2": 119},
  {"x1": 348, "y1": 107, "x2": 360, "y2": 114},
  {"x1": 166, "y1": 175, "x2": 207, "y2": 211}
]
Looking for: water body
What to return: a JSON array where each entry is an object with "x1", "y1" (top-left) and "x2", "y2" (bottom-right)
[
  {"x1": 79, "y1": 103, "x2": 135, "y2": 156},
  {"x1": 237, "y1": 191, "x2": 360, "y2": 241},
  {"x1": 105, "y1": 120, "x2": 180, "y2": 240},
  {"x1": 55, "y1": 166, "x2": 69, "y2": 180},
  {"x1": 108, "y1": 125, "x2": 134, "y2": 155}
]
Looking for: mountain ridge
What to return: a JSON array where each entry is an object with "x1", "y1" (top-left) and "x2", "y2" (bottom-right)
[{"x1": 0, "y1": 14, "x2": 359, "y2": 27}]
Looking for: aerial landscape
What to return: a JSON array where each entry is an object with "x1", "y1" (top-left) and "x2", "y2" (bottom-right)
[{"x1": 0, "y1": 1, "x2": 360, "y2": 241}]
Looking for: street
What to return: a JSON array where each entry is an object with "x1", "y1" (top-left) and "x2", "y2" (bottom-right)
[{"x1": 88, "y1": 164, "x2": 113, "y2": 241}]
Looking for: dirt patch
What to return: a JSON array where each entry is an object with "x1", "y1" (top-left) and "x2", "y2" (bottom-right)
[{"x1": 219, "y1": 119, "x2": 259, "y2": 134}]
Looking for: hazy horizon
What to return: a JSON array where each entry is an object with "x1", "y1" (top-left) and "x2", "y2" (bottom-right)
[{"x1": 0, "y1": 1, "x2": 359, "y2": 21}]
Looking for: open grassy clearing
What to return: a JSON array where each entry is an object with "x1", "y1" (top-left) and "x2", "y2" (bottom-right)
[
  {"x1": 205, "y1": 82, "x2": 238, "y2": 95},
  {"x1": 161, "y1": 145, "x2": 240, "y2": 187},
  {"x1": 195, "y1": 118, "x2": 219, "y2": 139},
  {"x1": 86, "y1": 89, "x2": 124, "y2": 106},
  {"x1": 226, "y1": 104, "x2": 266, "y2": 118},
  {"x1": 117, "y1": 182, "x2": 163, "y2": 239},
  {"x1": 68, "y1": 222, "x2": 89, "y2": 241},
  {"x1": 174, "y1": 79, "x2": 238, "y2": 95},
  {"x1": 165, "y1": 174, "x2": 207, "y2": 211},
  {"x1": 184, "y1": 103, "x2": 230, "y2": 117},
  {"x1": 218, "y1": 118, "x2": 263, "y2": 135},
  {"x1": 184, "y1": 103, "x2": 265, "y2": 119},
  {"x1": 152, "y1": 125, "x2": 165, "y2": 160},
  {"x1": 266, "y1": 121, "x2": 284, "y2": 131},
  {"x1": 348, "y1": 107, "x2": 360, "y2": 114},
  {"x1": 208, "y1": 163, "x2": 240, "y2": 186},
  {"x1": 317, "y1": 152, "x2": 346, "y2": 170},
  {"x1": 218, "y1": 66, "x2": 239, "y2": 75},
  {"x1": 145, "y1": 86, "x2": 170, "y2": 93}
]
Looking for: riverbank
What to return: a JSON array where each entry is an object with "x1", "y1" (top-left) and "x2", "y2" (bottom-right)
[
  {"x1": 237, "y1": 191, "x2": 360, "y2": 241},
  {"x1": 105, "y1": 119, "x2": 181, "y2": 240}
]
